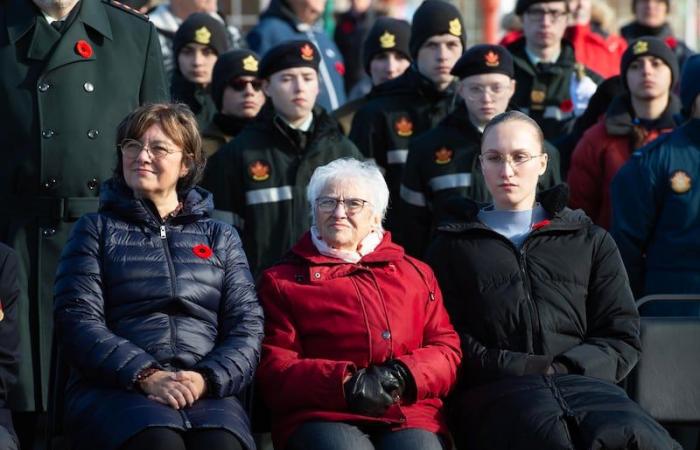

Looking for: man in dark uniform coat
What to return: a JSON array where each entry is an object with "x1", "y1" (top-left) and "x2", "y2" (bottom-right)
[
  {"x1": 0, "y1": 0, "x2": 168, "y2": 417},
  {"x1": 201, "y1": 40, "x2": 362, "y2": 276},
  {"x1": 400, "y1": 45, "x2": 561, "y2": 258},
  {"x1": 349, "y1": 0, "x2": 466, "y2": 235},
  {"x1": 0, "y1": 245, "x2": 20, "y2": 450}
]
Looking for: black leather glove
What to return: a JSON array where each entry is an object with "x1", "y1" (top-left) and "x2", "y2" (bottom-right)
[
  {"x1": 380, "y1": 359, "x2": 416, "y2": 403},
  {"x1": 344, "y1": 366, "x2": 400, "y2": 416}
]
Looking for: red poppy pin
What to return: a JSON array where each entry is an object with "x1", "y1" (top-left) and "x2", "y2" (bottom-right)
[
  {"x1": 664, "y1": 36, "x2": 678, "y2": 49},
  {"x1": 192, "y1": 244, "x2": 213, "y2": 259},
  {"x1": 335, "y1": 61, "x2": 346, "y2": 76},
  {"x1": 531, "y1": 219, "x2": 551, "y2": 231},
  {"x1": 340, "y1": 20, "x2": 354, "y2": 34},
  {"x1": 560, "y1": 99, "x2": 574, "y2": 114},
  {"x1": 75, "y1": 40, "x2": 93, "y2": 58}
]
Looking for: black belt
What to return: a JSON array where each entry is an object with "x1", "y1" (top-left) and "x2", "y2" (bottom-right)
[{"x1": 7, "y1": 196, "x2": 99, "y2": 221}]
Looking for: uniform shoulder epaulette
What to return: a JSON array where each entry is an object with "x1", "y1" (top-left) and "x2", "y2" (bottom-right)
[{"x1": 104, "y1": 0, "x2": 149, "y2": 20}]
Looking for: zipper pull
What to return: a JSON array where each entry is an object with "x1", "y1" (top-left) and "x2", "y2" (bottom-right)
[{"x1": 160, "y1": 225, "x2": 166, "y2": 239}]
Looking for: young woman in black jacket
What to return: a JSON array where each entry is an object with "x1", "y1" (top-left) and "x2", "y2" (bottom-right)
[
  {"x1": 53, "y1": 104, "x2": 263, "y2": 450},
  {"x1": 426, "y1": 110, "x2": 679, "y2": 450}
]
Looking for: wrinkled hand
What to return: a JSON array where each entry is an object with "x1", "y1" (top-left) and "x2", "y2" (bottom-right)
[
  {"x1": 139, "y1": 370, "x2": 205, "y2": 409},
  {"x1": 344, "y1": 366, "x2": 401, "y2": 416}
]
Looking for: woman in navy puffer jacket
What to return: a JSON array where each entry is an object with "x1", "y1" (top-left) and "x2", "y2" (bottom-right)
[{"x1": 54, "y1": 103, "x2": 264, "y2": 450}]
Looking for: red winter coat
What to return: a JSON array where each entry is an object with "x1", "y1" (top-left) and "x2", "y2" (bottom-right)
[
  {"x1": 567, "y1": 95, "x2": 679, "y2": 228},
  {"x1": 566, "y1": 25, "x2": 627, "y2": 79},
  {"x1": 257, "y1": 232, "x2": 462, "y2": 449}
]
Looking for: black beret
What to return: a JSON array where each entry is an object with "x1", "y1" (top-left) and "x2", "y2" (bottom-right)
[
  {"x1": 363, "y1": 17, "x2": 411, "y2": 74},
  {"x1": 451, "y1": 44, "x2": 514, "y2": 79},
  {"x1": 173, "y1": 13, "x2": 229, "y2": 57},
  {"x1": 211, "y1": 49, "x2": 261, "y2": 110},
  {"x1": 621, "y1": 37, "x2": 679, "y2": 90},
  {"x1": 409, "y1": 0, "x2": 466, "y2": 59},
  {"x1": 515, "y1": 0, "x2": 565, "y2": 15},
  {"x1": 258, "y1": 40, "x2": 321, "y2": 79}
]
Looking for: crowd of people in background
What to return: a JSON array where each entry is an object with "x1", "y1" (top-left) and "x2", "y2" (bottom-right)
[{"x1": 0, "y1": 0, "x2": 698, "y2": 449}]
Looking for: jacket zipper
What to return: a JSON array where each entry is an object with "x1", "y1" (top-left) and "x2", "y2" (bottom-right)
[
  {"x1": 518, "y1": 244, "x2": 543, "y2": 354},
  {"x1": 159, "y1": 223, "x2": 179, "y2": 358}
]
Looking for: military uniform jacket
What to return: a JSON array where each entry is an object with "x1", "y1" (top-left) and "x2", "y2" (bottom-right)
[
  {"x1": 201, "y1": 107, "x2": 362, "y2": 276},
  {"x1": 611, "y1": 118, "x2": 700, "y2": 298},
  {"x1": 400, "y1": 105, "x2": 562, "y2": 257},
  {"x1": 349, "y1": 68, "x2": 457, "y2": 232},
  {"x1": 507, "y1": 38, "x2": 601, "y2": 142},
  {"x1": 0, "y1": 0, "x2": 167, "y2": 411}
]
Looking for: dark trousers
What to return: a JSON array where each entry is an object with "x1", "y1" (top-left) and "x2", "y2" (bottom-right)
[
  {"x1": 120, "y1": 427, "x2": 243, "y2": 450},
  {"x1": 287, "y1": 421, "x2": 445, "y2": 450}
]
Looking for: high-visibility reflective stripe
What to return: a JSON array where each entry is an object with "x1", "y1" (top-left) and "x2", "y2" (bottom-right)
[
  {"x1": 387, "y1": 149, "x2": 408, "y2": 164},
  {"x1": 246, "y1": 186, "x2": 293, "y2": 205},
  {"x1": 543, "y1": 106, "x2": 573, "y2": 121},
  {"x1": 400, "y1": 184, "x2": 427, "y2": 207},
  {"x1": 428, "y1": 173, "x2": 472, "y2": 192},
  {"x1": 210, "y1": 209, "x2": 245, "y2": 230}
]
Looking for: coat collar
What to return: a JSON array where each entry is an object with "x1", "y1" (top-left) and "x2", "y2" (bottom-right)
[
  {"x1": 508, "y1": 37, "x2": 577, "y2": 76},
  {"x1": 290, "y1": 231, "x2": 405, "y2": 266},
  {"x1": 8, "y1": 0, "x2": 112, "y2": 60},
  {"x1": 605, "y1": 93, "x2": 680, "y2": 136}
]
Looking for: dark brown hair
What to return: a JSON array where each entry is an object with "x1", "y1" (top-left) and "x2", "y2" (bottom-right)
[{"x1": 114, "y1": 103, "x2": 206, "y2": 195}]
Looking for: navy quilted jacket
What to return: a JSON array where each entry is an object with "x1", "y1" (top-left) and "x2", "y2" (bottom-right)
[{"x1": 53, "y1": 179, "x2": 263, "y2": 450}]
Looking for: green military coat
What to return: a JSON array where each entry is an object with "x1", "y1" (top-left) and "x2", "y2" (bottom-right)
[{"x1": 0, "y1": 0, "x2": 167, "y2": 411}]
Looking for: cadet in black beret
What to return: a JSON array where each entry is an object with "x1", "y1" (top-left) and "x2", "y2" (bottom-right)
[
  {"x1": 258, "y1": 40, "x2": 321, "y2": 79},
  {"x1": 515, "y1": 0, "x2": 569, "y2": 15},
  {"x1": 621, "y1": 37, "x2": 679, "y2": 90},
  {"x1": 203, "y1": 50, "x2": 266, "y2": 157},
  {"x1": 171, "y1": 13, "x2": 230, "y2": 130},
  {"x1": 409, "y1": 0, "x2": 467, "y2": 59},
  {"x1": 451, "y1": 44, "x2": 515, "y2": 80},
  {"x1": 363, "y1": 17, "x2": 411, "y2": 75}
]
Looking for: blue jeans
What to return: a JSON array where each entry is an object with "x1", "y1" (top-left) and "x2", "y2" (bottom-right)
[{"x1": 287, "y1": 421, "x2": 445, "y2": 450}]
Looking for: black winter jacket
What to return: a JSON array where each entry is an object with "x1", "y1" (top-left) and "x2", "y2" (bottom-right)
[
  {"x1": 426, "y1": 185, "x2": 641, "y2": 386},
  {"x1": 54, "y1": 180, "x2": 264, "y2": 450}
]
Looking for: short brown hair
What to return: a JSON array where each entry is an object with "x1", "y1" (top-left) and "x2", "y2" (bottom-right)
[
  {"x1": 114, "y1": 103, "x2": 206, "y2": 195},
  {"x1": 481, "y1": 110, "x2": 545, "y2": 154}
]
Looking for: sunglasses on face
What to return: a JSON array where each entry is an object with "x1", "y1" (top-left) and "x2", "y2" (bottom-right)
[{"x1": 229, "y1": 78, "x2": 263, "y2": 92}]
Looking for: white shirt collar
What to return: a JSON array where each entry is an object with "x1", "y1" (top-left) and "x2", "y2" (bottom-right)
[
  {"x1": 41, "y1": 9, "x2": 71, "y2": 24},
  {"x1": 280, "y1": 113, "x2": 314, "y2": 132},
  {"x1": 525, "y1": 47, "x2": 561, "y2": 66}
]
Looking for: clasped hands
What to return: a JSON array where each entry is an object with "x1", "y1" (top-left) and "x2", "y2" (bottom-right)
[
  {"x1": 344, "y1": 360, "x2": 413, "y2": 417},
  {"x1": 139, "y1": 370, "x2": 207, "y2": 410}
]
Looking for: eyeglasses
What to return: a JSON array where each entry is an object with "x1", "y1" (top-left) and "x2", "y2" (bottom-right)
[
  {"x1": 316, "y1": 197, "x2": 371, "y2": 214},
  {"x1": 480, "y1": 151, "x2": 545, "y2": 169},
  {"x1": 229, "y1": 78, "x2": 263, "y2": 92},
  {"x1": 524, "y1": 8, "x2": 569, "y2": 21},
  {"x1": 119, "y1": 139, "x2": 182, "y2": 160},
  {"x1": 464, "y1": 83, "x2": 512, "y2": 100}
]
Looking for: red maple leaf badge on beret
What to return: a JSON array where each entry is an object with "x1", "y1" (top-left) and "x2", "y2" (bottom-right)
[
  {"x1": 560, "y1": 99, "x2": 574, "y2": 113},
  {"x1": 192, "y1": 244, "x2": 213, "y2": 259},
  {"x1": 300, "y1": 44, "x2": 315, "y2": 61},
  {"x1": 75, "y1": 40, "x2": 93, "y2": 59}
]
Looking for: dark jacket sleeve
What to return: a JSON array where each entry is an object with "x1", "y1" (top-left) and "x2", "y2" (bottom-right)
[
  {"x1": 0, "y1": 244, "x2": 19, "y2": 408},
  {"x1": 54, "y1": 215, "x2": 160, "y2": 389},
  {"x1": 139, "y1": 21, "x2": 168, "y2": 104},
  {"x1": 426, "y1": 235, "x2": 554, "y2": 384},
  {"x1": 399, "y1": 142, "x2": 432, "y2": 257},
  {"x1": 348, "y1": 103, "x2": 383, "y2": 160},
  {"x1": 193, "y1": 224, "x2": 264, "y2": 398},
  {"x1": 555, "y1": 229, "x2": 641, "y2": 382},
  {"x1": 200, "y1": 143, "x2": 246, "y2": 231},
  {"x1": 610, "y1": 156, "x2": 659, "y2": 298}
]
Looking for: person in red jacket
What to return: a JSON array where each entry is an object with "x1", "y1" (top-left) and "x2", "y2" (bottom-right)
[
  {"x1": 566, "y1": 0, "x2": 627, "y2": 78},
  {"x1": 256, "y1": 157, "x2": 462, "y2": 450},
  {"x1": 567, "y1": 37, "x2": 680, "y2": 228}
]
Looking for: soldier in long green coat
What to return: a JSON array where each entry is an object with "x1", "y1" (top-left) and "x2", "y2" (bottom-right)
[{"x1": 0, "y1": 0, "x2": 167, "y2": 416}]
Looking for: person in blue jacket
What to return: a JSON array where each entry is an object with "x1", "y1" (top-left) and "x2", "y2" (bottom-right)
[
  {"x1": 246, "y1": 0, "x2": 346, "y2": 111},
  {"x1": 53, "y1": 103, "x2": 264, "y2": 450},
  {"x1": 611, "y1": 54, "x2": 700, "y2": 303}
]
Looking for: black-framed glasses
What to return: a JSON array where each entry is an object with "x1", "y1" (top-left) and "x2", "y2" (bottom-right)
[
  {"x1": 479, "y1": 151, "x2": 545, "y2": 169},
  {"x1": 119, "y1": 139, "x2": 182, "y2": 160},
  {"x1": 524, "y1": 8, "x2": 569, "y2": 21},
  {"x1": 229, "y1": 78, "x2": 263, "y2": 92},
  {"x1": 316, "y1": 197, "x2": 371, "y2": 214}
]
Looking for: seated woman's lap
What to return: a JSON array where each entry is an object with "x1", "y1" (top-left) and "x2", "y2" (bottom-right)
[
  {"x1": 287, "y1": 421, "x2": 444, "y2": 450},
  {"x1": 120, "y1": 427, "x2": 243, "y2": 450}
]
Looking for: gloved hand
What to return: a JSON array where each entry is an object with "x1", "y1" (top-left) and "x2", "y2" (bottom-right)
[
  {"x1": 379, "y1": 359, "x2": 416, "y2": 403},
  {"x1": 344, "y1": 365, "x2": 400, "y2": 416}
]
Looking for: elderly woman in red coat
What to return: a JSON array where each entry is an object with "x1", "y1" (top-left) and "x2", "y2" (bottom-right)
[{"x1": 256, "y1": 158, "x2": 462, "y2": 450}]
